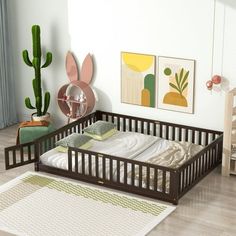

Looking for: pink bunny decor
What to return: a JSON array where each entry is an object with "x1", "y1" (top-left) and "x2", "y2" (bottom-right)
[{"x1": 57, "y1": 51, "x2": 95, "y2": 123}]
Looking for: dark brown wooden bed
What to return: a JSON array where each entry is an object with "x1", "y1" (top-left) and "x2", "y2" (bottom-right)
[{"x1": 5, "y1": 110, "x2": 223, "y2": 205}]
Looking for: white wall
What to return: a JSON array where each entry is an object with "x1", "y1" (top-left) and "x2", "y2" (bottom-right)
[
  {"x1": 7, "y1": 0, "x2": 71, "y2": 127},
  {"x1": 68, "y1": 0, "x2": 236, "y2": 131},
  {"x1": 8, "y1": 0, "x2": 236, "y2": 130}
]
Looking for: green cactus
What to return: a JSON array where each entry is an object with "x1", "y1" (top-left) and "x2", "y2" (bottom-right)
[{"x1": 22, "y1": 25, "x2": 52, "y2": 116}]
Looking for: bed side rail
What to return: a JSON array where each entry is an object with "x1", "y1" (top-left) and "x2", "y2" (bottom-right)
[
  {"x1": 5, "y1": 112, "x2": 98, "y2": 170},
  {"x1": 177, "y1": 134, "x2": 223, "y2": 198},
  {"x1": 65, "y1": 134, "x2": 223, "y2": 204},
  {"x1": 38, "y1": 134, "x2": 223, "y2": 204},
  {"x1": 97, "y1": 110, "x2": 223, "y2": 146},
  {"x1": 5, "y1": 141, "x2": 35, "y2": 170},
  {"x1": 63, "y1": 147, "x2": 179, "y2": 204},
  {"x1": 35, "y1": 112, "x2": 98, "y2": 157}
]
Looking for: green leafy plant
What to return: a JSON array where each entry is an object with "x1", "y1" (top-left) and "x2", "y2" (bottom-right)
[
  {"x1": 169, "y1": 68, "x2": 189, "y2": 96},
  {"x1": 22, "y1": 25, "x2": 52, "y2": 116}
]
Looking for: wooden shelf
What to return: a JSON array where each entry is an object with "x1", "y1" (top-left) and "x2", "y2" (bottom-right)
[
  {"x1": 230, "y1": 170, "x2": 236, "y2": 175},
  {"x1": 233, "y1": 107, "x2": 236, "y2": 116},
  {"x1": 232, "y1": 120, "x2": 236, "y2": 129},
  {"x1": 57, "y1": 98, "x2": 86, "y2": 104},
  {"x1": 231, "y1": 156, "x2": 236, "y2": 161},
  {"x1": 231, "y1": 88, "x2": 236, "y2": 96},
  {"x1": 231, "y1": 136, "x2": 236, "y2": 144},
  {"x1": 222, "y1": 88, "x2": 236, "y2": 176}
]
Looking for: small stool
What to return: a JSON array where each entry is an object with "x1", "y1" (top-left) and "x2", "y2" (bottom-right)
[{"x1": 18, "y1": 123, "x2": 55, "y2": 144}]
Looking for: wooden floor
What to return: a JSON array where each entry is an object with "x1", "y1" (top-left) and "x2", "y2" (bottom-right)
[{"x1": 0, "y1": 125, "x2": 236, "y2": 236}]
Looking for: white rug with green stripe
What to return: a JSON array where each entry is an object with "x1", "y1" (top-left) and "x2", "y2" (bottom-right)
[{"x1": 0, "y1": 172, "x2": 175, "y2": 236}]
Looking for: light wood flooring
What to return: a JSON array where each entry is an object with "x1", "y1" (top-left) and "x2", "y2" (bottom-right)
[{"x1": 0, "y1": 125, "x2": 236, "y2": 236}]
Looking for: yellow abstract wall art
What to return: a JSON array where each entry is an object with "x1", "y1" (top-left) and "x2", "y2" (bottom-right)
[
  {"x1": 157, "y1": 56, "x2": 195, "y2": 113},
  {"x1": 121, "y1": 52, "x2": 156, "y2": 107}
]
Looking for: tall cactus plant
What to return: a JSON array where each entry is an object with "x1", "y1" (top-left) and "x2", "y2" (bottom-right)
[{"x1": 22, "y1": 25, "x2": 52, "y2": 117}]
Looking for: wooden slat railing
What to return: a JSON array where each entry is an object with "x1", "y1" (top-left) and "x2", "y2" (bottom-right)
[
  {"x1": 178, "y1": 134, "x2": 223, "y2": 197},
  {"x1": 98, "y1": 110, "x2": 221, "y2": 145},
  {"x1": 5, "y1": 110, "x2": 223, "y2": 204},
  {"x1": 66, "y1": 147, "x2": 178, "y2": 204},
  {"x1": 5, "y1": 141, "x2": 35, "y2": 170}
]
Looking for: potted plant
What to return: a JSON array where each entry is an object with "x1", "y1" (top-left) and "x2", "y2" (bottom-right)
[{"x1": 22, "y1": 25, "x2": 52, "y2": 121}]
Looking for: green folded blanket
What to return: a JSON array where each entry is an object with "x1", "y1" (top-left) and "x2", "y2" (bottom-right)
[{"x1": 19, "y1": 123, "x2": 55, "y2": 144}]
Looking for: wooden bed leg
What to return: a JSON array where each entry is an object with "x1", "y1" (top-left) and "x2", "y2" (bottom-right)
[
  {"x1": 173, "y1": 199, "x2": 179, "y2": 205},
  {"x1": 35, "y1": 162, "x2": 39, "y2": 171}
]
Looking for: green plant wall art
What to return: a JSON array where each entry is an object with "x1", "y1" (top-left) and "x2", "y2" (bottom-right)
[
  {"x1": 121, "y1": 52, "x2": 156, "y2": 108},
  {"x1": 157, "y1": 56, "x2": 195, "y2": 113}
]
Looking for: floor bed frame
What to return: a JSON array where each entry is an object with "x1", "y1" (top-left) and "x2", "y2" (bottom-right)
[{"x1": 5, "y1": 110, "x2": 223, "y2": 205}]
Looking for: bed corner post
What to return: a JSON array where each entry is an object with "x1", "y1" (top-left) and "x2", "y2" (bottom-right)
[
  {"x1": 96, "y1": 110, "x2": 103, "y2": 121},
  {"x1": 170, "y1": 169, "x2": 180, "y2": 205},
  {"x1": 35, "y1": 163, "x2": 39, "y2": 171}
]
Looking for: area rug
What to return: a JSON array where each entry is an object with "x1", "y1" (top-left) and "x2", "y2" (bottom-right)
[{"x1": 0, "y1": 172, "x2": 175, "y2": 236}]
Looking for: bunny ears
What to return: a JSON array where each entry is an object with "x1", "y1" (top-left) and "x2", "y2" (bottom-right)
[{"x1": 65, "y1": 51, "x2": 93, "y2": 84}]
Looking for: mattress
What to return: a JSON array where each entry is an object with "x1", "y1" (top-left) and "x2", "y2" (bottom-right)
[
  {"x1": 40, "y1": 131, "x2": 203, "y2": 191},
  {"x1": 40, "y1": 131, "x2": 159, "y2": 169}
]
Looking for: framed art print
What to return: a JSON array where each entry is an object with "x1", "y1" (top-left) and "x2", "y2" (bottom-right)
[
  {"x1": 157, "y1": 56, "x2": 195, "y2": 113},
  {"x1": 121, "y1": 52, "x2": 156, "y2": 108}
]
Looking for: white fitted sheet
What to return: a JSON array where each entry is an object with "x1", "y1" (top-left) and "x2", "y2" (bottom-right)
[{"x1": 40, "y1": 131, "x2": 160, "y2": 170}]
